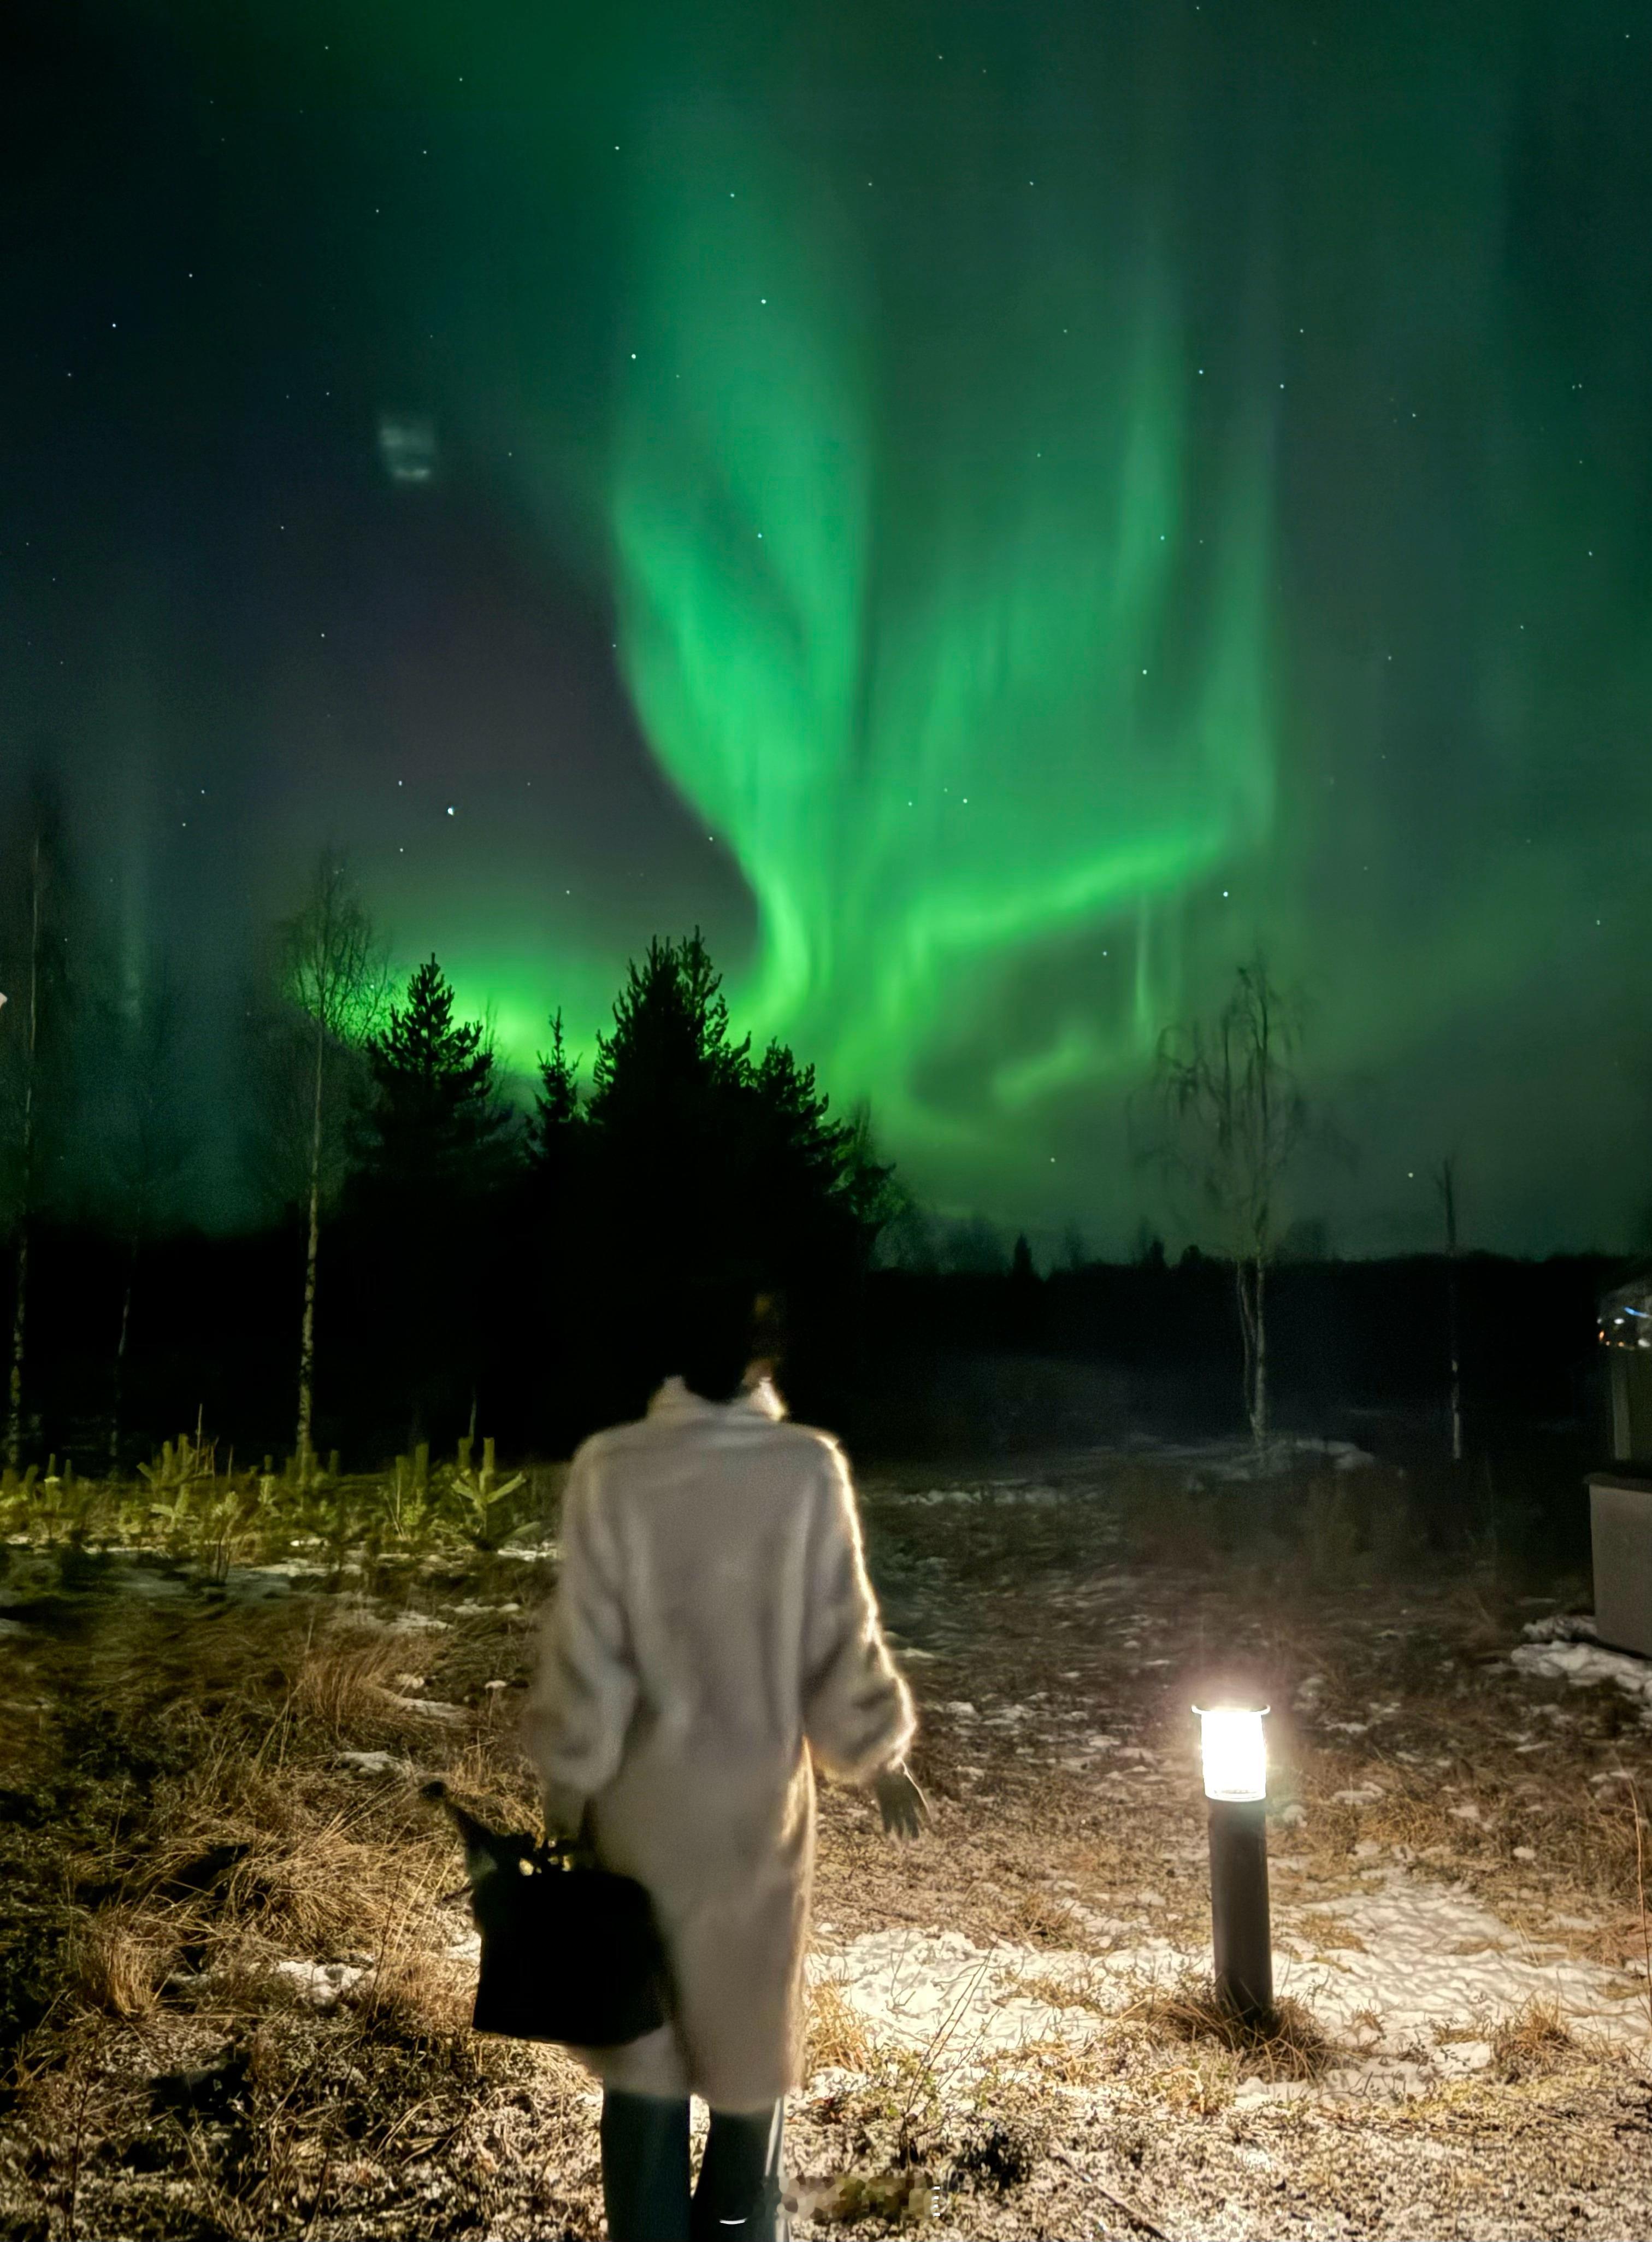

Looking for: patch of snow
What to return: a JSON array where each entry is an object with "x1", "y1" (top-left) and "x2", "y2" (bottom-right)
[
  {"x1": 376, "y1": 1691, "x2": 467, "y2": 1724},
  {"x1": 1234, "y1": 2075, "x2": 1312, "y2": 2104},
  {"x1": 809, "y1": 1929, "x2": 1123, "y2": 2071},
  {"x1": 272, "y1": 1958, "x2": 366, "y2": 2009},
  {"x1": 335, "y1": 1750, "x2": 411, "y2": 1776},
  {"x1": 941, "y1": 1700, "x2": 978, "y2": 1720},
  {"x1": 1279, "y1": 1873, "x2": 1647, "y2": 2050},
  {"x1": 449, "y1": 1599, "x2": 523, "y2": 1616},
  {"x1": 809, "y1": 1866, "x2": 1648, "y2": 2105},
  {"x1": 385, "y1": 1610, "x2": 451, "y2": 1633},
  {"x1": 1521, "y1": 1613, "x2": 1600, "y2": 1645},
  {"x1": 0, "y1": 1617, "x2": 29, "y2": 1638},
  {"x1": 1512, "y1": 1638, "x2": 1652, "y2": 1714},
  {"x1": 1332, "y1": 1786, "x2": 1385, "y2": 1806}
]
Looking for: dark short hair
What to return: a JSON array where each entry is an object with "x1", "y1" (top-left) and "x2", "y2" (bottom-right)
[{"x1": 646, "y1": 1272, "x2": 769, "y2": 1404}]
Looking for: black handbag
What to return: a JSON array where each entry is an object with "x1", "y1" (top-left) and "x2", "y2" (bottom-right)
[{"x1": 424, "y1": 1781, "x2": 671, "y2": 2047}]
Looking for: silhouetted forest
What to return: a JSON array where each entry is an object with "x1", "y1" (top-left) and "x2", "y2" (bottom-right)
[{"x1": 0, "y1": 777, "x2": 1635, "y2": 1479}]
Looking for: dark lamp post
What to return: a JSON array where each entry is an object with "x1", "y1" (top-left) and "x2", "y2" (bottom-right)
[{"x1": 1194, "y1": 1703, "x2": 1274, "y2": 2025}]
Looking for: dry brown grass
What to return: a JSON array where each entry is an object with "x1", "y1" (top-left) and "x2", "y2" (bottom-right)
[
  {"x1": 289, "y1": 1623, "x2": 418, "y2": 1734},
  {"x1": 1007, "y1": 1965, "x2": 1108, "y2": 2011},
  {"x1": 1124, "y1": 1970, "x2": 1337, "y2": 2080},
  {"x1": 1489, "y1": 1998, "x2": 1578, "y2": 2081},
  {"x1": 807, "y1": 1980, "x2": 876, "y2": 2073},
  {"x1": 69, "y1": 1911, "x2": 163, "y2": 2020}
]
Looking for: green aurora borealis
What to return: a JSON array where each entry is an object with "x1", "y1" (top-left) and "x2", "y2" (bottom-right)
[
  {"x1": 607, "y1": 140, "x2": 1274, "y2": 1150},
  {"x1": 10, "y1": 1, "x2": 1652, "y2": 1249}
]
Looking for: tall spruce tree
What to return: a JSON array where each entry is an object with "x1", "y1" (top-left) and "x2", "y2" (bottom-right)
[
  {"x1": 581, "y1": 933, "x2": 892, "y2": 1400},
  {"x1": 528, "y1": 1008, "x2": 582, "y2": 1175},
  {"x1": 360, "y1": 955, "x2": 515, "y2": 1193},
  {"x1": 350, "y1": 956, "x2": 517, "y2": 1450}
]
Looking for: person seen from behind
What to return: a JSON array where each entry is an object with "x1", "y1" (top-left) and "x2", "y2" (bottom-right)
[{"x1": 522, "y1": 1279, "x2": 928, "y2": 2241}]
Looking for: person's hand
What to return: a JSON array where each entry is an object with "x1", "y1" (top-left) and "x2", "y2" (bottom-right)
[{"x1": 873, "y1": 1763, "x2": 931, "y2": 1840}]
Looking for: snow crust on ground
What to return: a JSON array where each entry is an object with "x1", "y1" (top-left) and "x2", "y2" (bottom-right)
[
  {"x1": 334, "y1": 1749, "x2": 412, "y2": 1776},
  {"x1": 810, "y1": 1927, "x2": 1122, "y2": 2066},
  {"x1": 809, "y1": 1869, "x2": 1649, "y2": 2105},
  {"x1": 271, "y1": 1958, "x2": 367, "y2": 2008},
  {"x1": 373, "y1": 1690, "x2": 467, "y2": 1723},
  {"x1": 886, "y1": 1435, "x2": 1376, "y2": 1507},
  {"x1": 1277, "y1": 1872, "x2": 1647, "y2": 2048},
  {"x1": 1511, "y1": 1638, "x2": 1652, "y2": 1715}
]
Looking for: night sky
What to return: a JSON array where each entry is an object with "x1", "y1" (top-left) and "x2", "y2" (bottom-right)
[{"x1": 6, "y1": 1, "x2": 1652, "y2": 1255}]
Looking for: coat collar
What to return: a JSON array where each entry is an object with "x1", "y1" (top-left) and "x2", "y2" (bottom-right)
[{"x1": 648, "y1": 1373, "x2": 786, "y2": 1422}]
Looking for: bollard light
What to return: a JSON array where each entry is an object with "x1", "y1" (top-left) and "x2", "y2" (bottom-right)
[
  {"x1": 1193, "y1": 1702, "x2": 1274, "y2": 2025},
  {"x1": 1196, "y1": 1704, "x2": 1268, "y2": 1802}
]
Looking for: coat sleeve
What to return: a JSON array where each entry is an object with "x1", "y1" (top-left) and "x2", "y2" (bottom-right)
[
  {"x1": 800, "y1": 1440, "x2": 916, "y2": 1784},
  {"x1": 521, "y1": 1444, "x2": 639, "y2": 1820}
]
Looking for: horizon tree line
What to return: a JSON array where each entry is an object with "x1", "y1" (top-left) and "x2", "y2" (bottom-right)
[{"x1": 2, "y1": 774, "x2": 1488, "y2": 1470}]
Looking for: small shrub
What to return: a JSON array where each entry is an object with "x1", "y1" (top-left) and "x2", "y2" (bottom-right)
[
  {"x1": 71, "y1": 1914, "x2": 160, "y2": 2021},
  {"x1": 1490, "y1": 1999, "x2": 1576, "y2": 2081}
]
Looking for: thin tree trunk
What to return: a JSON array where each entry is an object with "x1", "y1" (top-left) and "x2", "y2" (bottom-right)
[
  {"x1": 5, "y1": 1221, "x2": 30, "y2": 1475},
  {"x1": 1236, "y1": 1258, "x2": 1258, "y2": 1444},
  {"x1": 1253, "y1": 1254, "x2": 1268, "y2": 1451},
  {"x1": 1442, "y1": 1160, "x2": 1462, "y2": 1463},
  {"x1": 296, "y1": 1010, "x2": 326, "y2": 1474},
  {"x1": 5, "y1": 836, "x2": 43, "y2": 1474},
  {"x1": 109, "y1": 1235, "x2": 137, "y2": 1474}
]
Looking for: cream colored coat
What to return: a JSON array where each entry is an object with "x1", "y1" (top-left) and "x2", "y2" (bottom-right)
[{"x1": 521, "y1": 1376, "x2": 914, "y2": 2111}]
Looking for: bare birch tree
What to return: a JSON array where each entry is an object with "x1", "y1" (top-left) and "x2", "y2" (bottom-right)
[
  {"x1": 273, "y1": 851, "x2": 388, "y2": 1470},
  {"x1": 1153, "y1": 955, "x2": 1309, "y2": 1451}
]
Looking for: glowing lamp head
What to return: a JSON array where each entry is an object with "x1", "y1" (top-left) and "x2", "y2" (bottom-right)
[{"x1": 1194, "y1": 1703, "x2": 1268, "y2": 1803}]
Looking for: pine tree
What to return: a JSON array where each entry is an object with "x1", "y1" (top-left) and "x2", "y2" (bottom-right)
[
  {"x1": 582, "y1": 932, "x2": 892, "y2": 1332},
  {"x1": 586, "y1": 929, "x2": 750, "y2": 1129},
  {"x1": 348, "y1": 957, "x2": 517, "y2": 1453},
  {"x1": 360, "y1": 956, "x2": 515, "y2": 1194},
  {"x1": 528, "y1": 1008, "x2": 581, "y2": 1172}
]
